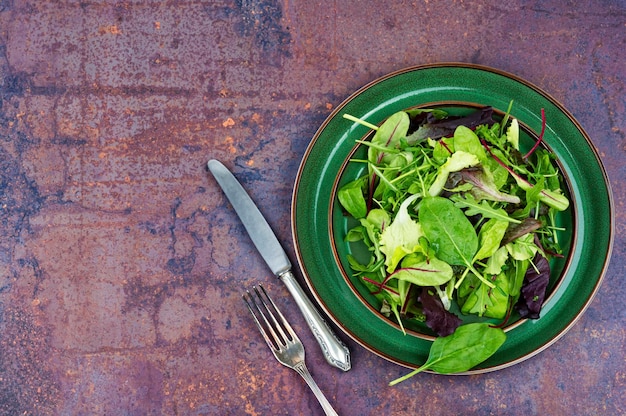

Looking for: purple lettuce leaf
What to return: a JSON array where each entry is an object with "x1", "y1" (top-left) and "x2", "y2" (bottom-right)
[
  {"x1": 407, "y1": 107, "x2": 496, "y2": 142},
  {"x1": 419, "y1": 287, "x2": 462, "y2": 337},
  {"x1": 458, "y1": 167, "x2": 522, "y2": 204},
  {"x1": 501, "y1": 217, "x2": 543, "y2": 246},
  {"x1": 515, "y1": 254, "x2": 550, "y2": 319}
]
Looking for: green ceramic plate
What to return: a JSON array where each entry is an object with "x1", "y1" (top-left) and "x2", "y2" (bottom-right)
[{"x1": 291, "y1": 63, "x2": 613, "y2": 373}]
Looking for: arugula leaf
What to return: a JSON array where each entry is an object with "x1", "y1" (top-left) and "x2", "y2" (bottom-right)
[{"x1": 452, "y1": 194, "x2": 521, "y2": 224}]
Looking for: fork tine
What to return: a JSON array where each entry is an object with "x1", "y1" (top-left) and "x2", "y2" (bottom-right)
[
  {"x1": 243, "y1": 288, "x2": 278, "y2": 351},
  {"x1": 256, "y1": 285, "x2": 297, "y2": 344},
  {"x1": 243, "y1": 285, "x2": 339, "y2": 416},
  {"x1": 252, "y1": 285, "x2": 289, "y2": 347}
]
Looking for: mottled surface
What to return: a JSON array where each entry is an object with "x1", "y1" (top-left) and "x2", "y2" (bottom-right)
[{"x1": 0, "y1": 0, "x2": 624, "y2": 415}]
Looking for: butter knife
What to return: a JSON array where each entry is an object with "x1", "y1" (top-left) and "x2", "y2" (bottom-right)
[{"x1": 208, "y1": 159, "x2": 351, "y2": 371}]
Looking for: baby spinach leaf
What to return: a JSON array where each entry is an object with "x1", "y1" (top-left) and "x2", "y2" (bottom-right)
[
  {"x1": 419, "y1": 196, "x2": 478, "y2": 267},
  {"x1": 453, "y1": 125, "x2": 488, "y2": 161},
  {"x1": 389, "y1": 323, "x2": 506, "y2": 384}
]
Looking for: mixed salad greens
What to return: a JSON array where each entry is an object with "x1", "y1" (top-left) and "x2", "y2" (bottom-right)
[{"x1": 337, "y1": 104, "x2": 570, "y2": 382}]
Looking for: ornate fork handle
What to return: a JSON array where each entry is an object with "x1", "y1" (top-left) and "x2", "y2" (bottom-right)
[{"x1": 280, "y1": 270, "x2": 351, "y2": 371}]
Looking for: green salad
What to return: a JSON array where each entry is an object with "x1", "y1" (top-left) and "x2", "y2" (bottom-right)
[{"x1": 337, "y1": 105, "x2": 570, "y2": 382}]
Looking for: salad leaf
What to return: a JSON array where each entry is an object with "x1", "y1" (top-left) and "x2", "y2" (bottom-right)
[
  {"x1": 474, "y1": 218, "x2": 509, "y2": 260},
  {"x1": 452, "y1": 194, "x2": 521, "y2": 224},
  {"x1": 392, "y1": 256, "x2": 453, "y2": 287},
  {"x1": 484, "y1": 246, "x2": 509, "y2": 275},
  {"x1": 338, "y1": 177, "x2": 367, "y2": 219},
  {"x1": 418, "y1": 196, "x2": 478, "y2": 268},
  {"x1": 505, "y1": 233, "x2": 538, "y2": 261},
  {"x1": 419, "y1": 287, "x2": 462, "y2": 337},
  {"x1": 506, "y1": 118, "x2": 520, "y2": 150},
  {"x1": 515, "y1": 254, "x2": 550, "y2": 318},
  {"x1": 406, "y1": 106, "x2": 496, "y2": 143},
  {"x1": 369, "y1": 111, "x2": 410, "y2": 164},
  {"x1": 428, "y1": 151, "x2": 480, "y2": 196},
  {"x1": 389, "y1": 323, "x2": 506, "y2": 384},
  {"x1": 501, "y1": 217, "x2": 543, "y2": 245},
  {"x1": 453, "y1": 126, "x2": 488, "y2": 161},
  {"x1": 455, "y1": 168, "x2": 521, "y2": 204},
  {"x1": 379, "y1": 194, "x2": 423, "y2": 272}
]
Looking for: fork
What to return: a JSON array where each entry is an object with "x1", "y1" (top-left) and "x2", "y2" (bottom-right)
[{"x1": 243, "y1": 285, "x2": 339, "y2": 416}]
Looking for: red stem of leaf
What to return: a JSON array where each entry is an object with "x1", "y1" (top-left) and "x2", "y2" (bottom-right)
[
  {"x1": 481, "y1": 139, "x2": 532, "y2": 187},
  {"x1": 362, "y1": 276, "x2": 399, "y2": 296},
  {"x1": 523, "y1": 108, "x2": 546, "y2": 159},
  {"x1": 490, "y1": 302, "x2": 514, "y2": 329}
]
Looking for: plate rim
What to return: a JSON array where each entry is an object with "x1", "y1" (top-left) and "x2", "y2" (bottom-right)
[{"x1": 291, "y1": 62, "x2": 615, "y2": 373}]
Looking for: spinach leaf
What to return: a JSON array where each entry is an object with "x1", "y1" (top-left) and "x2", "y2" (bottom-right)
[
  {"x1": 389, "y1": 323, "x2": 506, "y2": 384},
  {"x1": 419, "y1": 196, "x2": 478, "y2": 268}
]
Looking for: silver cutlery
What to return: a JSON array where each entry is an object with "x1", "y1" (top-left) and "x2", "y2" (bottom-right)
[
  {"x1": 208, "y1": 159, "x2": 350, "y2": 371},
  {"x1": 243, "y1": 285, "x2": 339, "y2": 416}
]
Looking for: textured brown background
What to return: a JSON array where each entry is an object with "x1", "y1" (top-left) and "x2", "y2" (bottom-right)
[{"x1": 0, "y1": 1, "x2": 624, "y2": 415}]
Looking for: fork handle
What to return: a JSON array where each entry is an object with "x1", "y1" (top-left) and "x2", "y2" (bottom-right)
[
  {"x1": 293, "y1": 362, "x2": 339, "y2": 416},
  {"x1": 280, "y1": 271, "x2": 351, "y2": 371}
]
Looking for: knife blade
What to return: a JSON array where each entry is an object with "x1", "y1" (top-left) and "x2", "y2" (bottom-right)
[{"x1": 208, "y1": 159, "x2": 351, "y2": 371}]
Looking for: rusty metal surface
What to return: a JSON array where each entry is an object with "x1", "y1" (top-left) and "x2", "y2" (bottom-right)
[{"x1": 0, "y1": 0, "x2": 624, "y2": 415}]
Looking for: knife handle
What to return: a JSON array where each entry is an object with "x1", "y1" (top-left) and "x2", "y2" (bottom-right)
[{"x1": 279, "y1": 270, "x2": 351, "y2": 371}]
